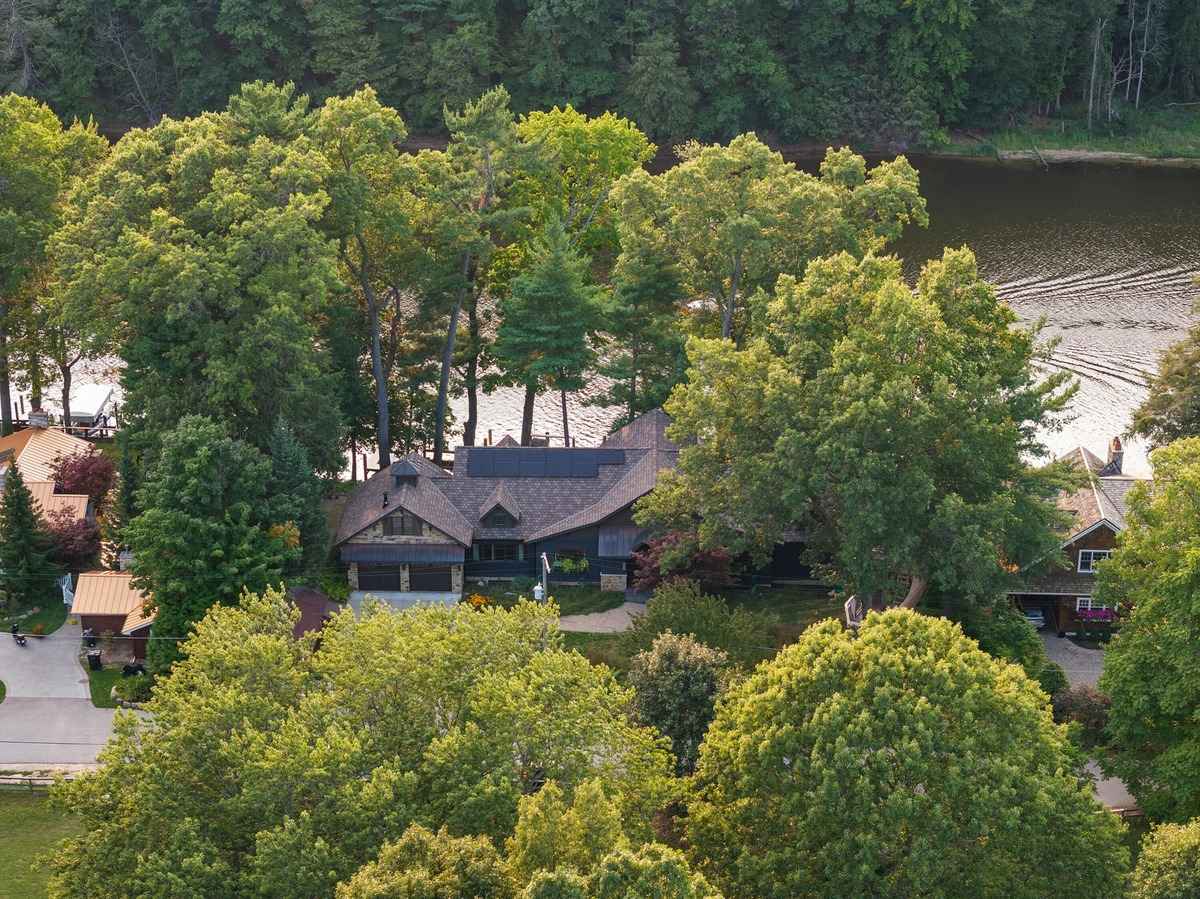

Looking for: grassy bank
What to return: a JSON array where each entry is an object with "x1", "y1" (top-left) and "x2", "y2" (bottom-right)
[
  {"x1": 0, "y1": 602, "x2": 68, "y2": 637},
  {"x1": 87, "y1": 667, "x2": 122, "y2": 708},
  {"x1": 942, "y1": 106, "x2": 1200, "y2": 161},
  {"x1": 0, "y1": 791, "x2": 80, "y2": 898}
]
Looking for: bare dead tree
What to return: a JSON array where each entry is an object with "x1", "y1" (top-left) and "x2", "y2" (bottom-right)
[{"x1": 95, "y1": 9, "x2": 166, "y2": 124}]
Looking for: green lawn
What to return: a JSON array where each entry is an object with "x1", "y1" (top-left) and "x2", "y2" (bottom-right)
[
  {"x1": 0, "y1": 680, "x2": 5, "y2": 704},
  {"x1": 0, "y1": 791, "x2": 81, "y2": 898},
  {"x1": 1, "y1": 602, "x2": 68, "y2": 637},
  {"x1": 87, "y1": 667, "x2": 122, "y2": 709}
]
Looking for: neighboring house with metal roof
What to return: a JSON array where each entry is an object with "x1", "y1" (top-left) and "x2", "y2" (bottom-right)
[
  {"x1": 70, "y1": 571, "x2": 155, "y2": 661},
  {"x1": 333, "y1": 409, "x2": 682, "y2": 607},
  {"x1": 1011, "y1": 437, "x2": 1148, "y2": 634},
  {"x1": 25, "y1": 480, "x2": 92, "y2": 524},
  {"x1": 0, "y1": 424, "x2": 93, "y2": 484}
]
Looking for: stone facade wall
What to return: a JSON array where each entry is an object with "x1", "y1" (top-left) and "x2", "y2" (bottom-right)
[{"x1": 451, "y1": 565, "x2": 463, "y2": 594}]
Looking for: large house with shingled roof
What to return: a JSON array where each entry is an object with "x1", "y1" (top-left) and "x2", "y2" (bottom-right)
[
  {"x1": 1009, "y1": 437, "x2": 1147, "y2": 634},
  {"x1": 333, "y1": 409, "x2": 684, "y2": 606}
]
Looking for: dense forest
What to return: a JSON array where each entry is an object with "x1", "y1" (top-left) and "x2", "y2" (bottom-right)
[{"x1": 3, "y1": 0, "x2": 1199, "y2": 142}]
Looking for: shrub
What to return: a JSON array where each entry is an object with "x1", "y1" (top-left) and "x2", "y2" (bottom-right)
[
  {"x1": 957, "y1": 599, "x2": 1051, "y2": 684},
  {"x1": 45, "y1": 506, "x2": 102, "y2": 571},
  {"x1": 619, "y1": 580, "x2": 775, "y2": 667},
  {"x1": 1051, "y1": 685, "x2": 1111, "y2": 749},
  {"x1": 31, "y1": 622, "x2": 45, "y2": 637},
  {"x1": 631, "y1": 533, "x2": 734, "y2": 593},
  {"x1": 51, "y1": 447, "x2": 118, "y2": 510},
  {"x1": 1038, "y1": 661, "x2": 1069, "y2": 697},
  {"x1": 114, "y1": 673, "x2": 155, "y2": 704},
  {"x1": 629, "y1": 633, "x2": 731, "y2": 775},
  {"x1": 1129, "y1": 819, "x2": 1200, "y2": 899}
]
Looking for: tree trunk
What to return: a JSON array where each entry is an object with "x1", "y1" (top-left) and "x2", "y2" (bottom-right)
[
  {"x1": 560, "y1": 388, "x2": 570, "y2": 446},
  {"x1": 463, "y1": 297, "x2": 480, "y2": 446},
  {"x1": 628, "y1": 340, "x2": 638, "y2": 424},
  {"x1": 60, "y1": 364, "x2": 72, "y2": 434},
  {"x1": 1136, "y1": 0, "x2": 1153, "y2": 108},
  {"x1": 434, "y1": 255, "x2": 472, "y2": 464},
  {"x1": 30, "y1": 350, "x2": 41, "y2": 412},
  {"x1": 1088, "y1": 18, "x2": 1104, "y2": 130},
  {"x1": 722, "y1": 254, "x2": 744, "y2": 341},
  {"x1": 520, "y1": 383, "x2": 536, "y2": 446},
  {"x1": 1126, "y1": 0, "x2": 1137, "y2": 100},
  {"x1": 0, "y1": 309, "x2": 12, "y2": 436},
  {"x1": 897, "y1": 575, "x2": 929, "y2": 610},
  {"x1": 353, "y1": 238, "x2": 391, "y2": 470}
]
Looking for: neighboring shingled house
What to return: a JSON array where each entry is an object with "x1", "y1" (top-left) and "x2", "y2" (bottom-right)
[
  {"x1": 333, "y1": 409, "x2": 680, "y2": 607},
  {"x1": 1010, "y1": 438, "x2": 1147, "y2": 634}
]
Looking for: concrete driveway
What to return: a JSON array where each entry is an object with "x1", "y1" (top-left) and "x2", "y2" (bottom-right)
[
  {"x1": 0, "y1": 615, "x2": 116, "y2": 767},
  {"x1": 1041, "y1": 632, "x2": 1104, "y2": 687},
  {"x1": 1040, "y1": 632, "x2": 1138, "y2": 812}
]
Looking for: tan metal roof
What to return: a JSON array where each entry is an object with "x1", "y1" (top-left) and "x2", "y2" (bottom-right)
[
  {"x1": 0, "y1": 427, "x2": 94, "y2": 482},
  {"x1": 71, "y1": 571, "x2": 154, "y2": 635},
  {"x1": 26, "y1": 481, "x2": 89, "y2": 521}
]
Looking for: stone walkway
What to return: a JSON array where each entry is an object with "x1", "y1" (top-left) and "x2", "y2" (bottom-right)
[
  {"x1": 0, "y1": 615, "x2": 116, "y2": 767},
  {"x1": 559, "y1": 602, "x2": 643, "y2": 634}
]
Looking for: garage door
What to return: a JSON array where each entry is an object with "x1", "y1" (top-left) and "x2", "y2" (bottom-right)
[
  {"x1": 357, "y1": 565, "x2": 405, "y2": 591},
  {"x1": 409, "y1": 565, "x2": 453, "y2": 591}
]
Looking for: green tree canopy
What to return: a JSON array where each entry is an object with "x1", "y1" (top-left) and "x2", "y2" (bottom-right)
[
  {"x1": 0, "y1": 463, "x2": 60, "y2": 610},
  {"x1": 48, "y1": 592, "x2": 672, "y2": 897},
  {"x1": 639, "y1": 249, "x2": 1076, "y2": 610},
  {"x1": 127, "y1": 416, "x2": 295, "y2": 670},
  {"x1": 610, "y1": 138, "x2": 927, "y2": 342},
  {"x1": 1130, "y1": 303, "x2": 1200, "y2": 449},
  {"x1": 492, "y1": 217, "x2": 601, "y2": 445},
  {"x1": 51, "y1": 80, "x2": 344, "y2": 472},
  {"x1": 628, "y1": 631, "x2": 732, "y2": 775},
  {"x1": 523, "y1": 844, "x2": 723, "y2": 899},
  {"x1": 337, "y1": 824, "x2": 515, "y2": 899},
  {"x1": 1098, "y1": 437, "x2": 1200, "y2": 822},
  {"x1": 0, "y1": 93, "x2": 105, "y2": 435},
  {"x1": 1129, "y1": 819, "x2": 1200, "y2": 899},
  {"x1": 686, "y1": 609, "x2": 1129, "y2": 899}
]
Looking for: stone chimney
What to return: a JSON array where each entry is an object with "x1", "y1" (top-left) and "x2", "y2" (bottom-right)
[
  {"x1": 27, "y1": 408, "x2": 49, "y2": 429},
  {"x1": 1106, "y1": 436, "x2": 1123, "y2": 475}
]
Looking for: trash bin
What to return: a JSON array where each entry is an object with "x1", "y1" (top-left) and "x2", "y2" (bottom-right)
[{"x1": 87, "y1": 650, "x2": 102, "y2": 671}]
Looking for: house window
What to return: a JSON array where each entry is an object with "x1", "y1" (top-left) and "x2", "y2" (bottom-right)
[
  {"x1": 383, "y1": 510, "x2": 423, "y2": 537},
  {"x1": 1077, "y1": 549, "x2": 1112, "y2": 573},
  {"x1": 476, "y1": 542, "x2": 521, "y2": 562},
  {"x1": 1075, "y1": 596, "x2": 1109, "y2": 612}
]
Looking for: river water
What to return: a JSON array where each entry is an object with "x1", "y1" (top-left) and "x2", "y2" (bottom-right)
[{"x1": 458, "y1": 156, "x2": 1200, "y2": 475}]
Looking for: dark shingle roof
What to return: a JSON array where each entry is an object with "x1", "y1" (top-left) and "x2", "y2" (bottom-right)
[
  {"x1": 334, "y1": 410, "x2": 677, "y2": 548},
  {"x1": 1054, "y1": 445, "x2": 1149, "y2": 537},
  {"x1": 334, "y1": 455, "x2": 473, "y2": 545}
]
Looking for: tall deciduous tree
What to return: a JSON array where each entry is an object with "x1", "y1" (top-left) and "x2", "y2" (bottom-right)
[
  {"x1": 127, "y1": 416, "x2": 295, "y2": 670},
  {"x1": 639, "y1": 249, "x2": 1075, "y2": 610},
  {"x1": 0, "y1": 463, "x2": 60, "y2": 610},
  {"x1": 0, "y1": 94, "x2": 105, "y2": 435},
  {"x1": 687, "y1": 610, "x2": 1129, "y2": 899},
  {"x1": 312, "y1": 86, "x2": 410, "y2": 469},
  {"x1": 611, "y1": 139, "x2": 928, "y2": 343},
  {"x1": 48, "y1": 594, "x2": 672, "y2": 897},
  {"x1": 492, "y1": 219, "x2": 601, "y2": 445},
  {"x1": 52, "y1": 81, "x2": 344, "y2": 473},
  {"x1": 1098, "y1": 437, "x2": 1200, "y2": 822},
  {"x1": 1129, "y1": 819, "x2": 1200, "y2": 899}
]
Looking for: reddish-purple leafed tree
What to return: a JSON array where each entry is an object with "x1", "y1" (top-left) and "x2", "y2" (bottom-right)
[
  {"x1": 45, "y1": 506, "x2": 101, "y2": 571},
  {"x1": 52, "y1": 447, "x2": 117, "y2": 509},
  {"x1": 631, "y1": 532, "x2": 735, "y2": 592}
]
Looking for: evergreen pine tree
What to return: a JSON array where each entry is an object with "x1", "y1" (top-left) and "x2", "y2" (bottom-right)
[
  {"x1": 0, "y1": 465, "x2": 60, "y2": 610},
  {"x1": 267, "y1": 419, "x2": 328, "y2": 577},
  {"x1": 493, "y1": 219, "x2": 601, "y2": 445},
  {"x1": 591, "y1": 242, "x2": 687, "y2": 427}
]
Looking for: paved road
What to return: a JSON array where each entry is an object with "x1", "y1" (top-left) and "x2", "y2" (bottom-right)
[{"x1": 0, "y1": 616, "x2": 115, "y2": 767}]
